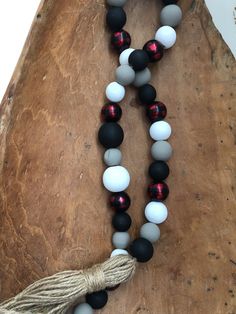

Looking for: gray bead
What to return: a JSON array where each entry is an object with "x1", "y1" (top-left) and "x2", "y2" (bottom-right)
[
  {"x1": 133, "y1": 68, "x2": 151, "y2": 87},
  {"x1": 112, "y1": 232, "x2": 130, "y2": 249},
  {"x1": 160, "y1": 5, "x2": 182, "y2": 27},
  {"x1": 107, "y1": 0, "x2": 127, "y2": 6},
  {"x1": 104, "y1": 149, "x2": 122, "y2": 166},
  {"x1": 74, "y1": 303, "x2": 93, "y2": 314},
  {"x1": 140, "y1": 223, "x2": 160, "y2": 243},
  {"x1": 115, "y1": 65, "x2": 135, "y2": 86},
  {"x1": 151, "y1": 141, "x2": 173, "y2": 161}
]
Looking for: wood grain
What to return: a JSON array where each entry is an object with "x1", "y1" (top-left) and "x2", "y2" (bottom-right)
[{"x1": 0, "y1": 0, "x2": 236, "y2": 313}]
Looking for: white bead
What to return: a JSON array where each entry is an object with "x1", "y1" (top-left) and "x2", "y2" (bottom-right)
[
  {"x1": 155, "y1": 26, "x2": 176, "y2": 49},
  {"x1": 103, "y1": 166, "x2": 130, "y2": 192},
  {"x1": 149, "y1": 121, "x2": 172, "y2": 141},
  {"x1": 111, "y1": 249, "x2": 129, "y2": 257},
  {"x1": 119, "y1": 48, "x2": 135, "y2": 65},
  {"x1": 145, "y1": 201, "x2": 168, "y2": 224},
  {"x1": 106, "y1": 82, "x2": 125, "y2": 102},
  {"x1": 74, "y1": 303, "x2": 93, "y2": 314}
]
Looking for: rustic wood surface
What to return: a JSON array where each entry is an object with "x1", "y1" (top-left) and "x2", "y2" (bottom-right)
[{"x1": 0, "y1": 0, "x2": 236, "y2": 313}]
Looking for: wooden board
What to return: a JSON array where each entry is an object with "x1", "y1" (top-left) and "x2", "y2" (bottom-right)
[{"x1": 0, "y1": 0, "x2": 236, "y2": 313}]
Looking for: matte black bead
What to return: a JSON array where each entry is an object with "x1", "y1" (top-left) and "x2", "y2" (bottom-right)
[
  {"x1": 148, "y1": 161, "x2": 170, "y2": 181},
  {"x1": 110, "y1": 191, "x2": 131, "y2": 211},
  {"x1": 86, "y1": 290, "x2": 108, "y2": 309},
  {"x1": 128, "y1": 49, "x2": 149, "y2": 71},
  {"x1": 106, "y1": 7, "x2": 126, "y2": 32},
  {"x1": 98, "y1": 122, "x2": 124, "y2": 148},
  {"x1": 162, "y1": 0, "x2": 178, "y2": 4},
  {"x1": 138, "y1": 84, "x2": 157, "y2": 105},
  {"x1": 101, "y1": 103, "x2": 122, "y2": 122},
  {"x1": 130, "y1": 238, "x2": 154, "y2": 263},
  {"x1": 112, "y1": 212, "x2": 132, "y2": 231}
]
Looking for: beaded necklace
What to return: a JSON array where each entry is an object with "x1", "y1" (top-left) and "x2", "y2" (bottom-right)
[{"x1": 75, "y1": 0, "x2": 182, "y2": 312}]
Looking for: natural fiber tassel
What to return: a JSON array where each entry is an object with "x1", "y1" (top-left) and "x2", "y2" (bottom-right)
[{"x1": 0, "y1": 255, "x2": 136, "y2": 314}]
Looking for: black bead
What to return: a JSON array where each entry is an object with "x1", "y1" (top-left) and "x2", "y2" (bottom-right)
[
  {"x1": 148, "y1": 161, "x2": 170, "y2": 181},
  {"x1": 138, "y1": 84, "x2": 157, "y2": 105},
  {"x1": 98, "y1": 122, "x2": 124, "y2": 148},
  {"x1": 86, "y1": 290, "x2": 108, "y2": 309},
  {"x1": 110, "y1": 192, "x2": 131, "y2": 211},
  {"x1": 112, "y1": 212, "x2": 132, "y2": 231},
  {"x1": 106, "y1": 7, "x2": 126, "y2": 32},
  {"x1": 101, "y1": 102, "x2": 122, "y2": 122},
  {"x1": 128, "y1": 49, "x2": 149, "y2": 71},
  {"x1": 162, "y1": 0, "x2": 178, "y2": 5},
  {"x1": 130, "y1": 238, "x2": 154, "y2": 263}
]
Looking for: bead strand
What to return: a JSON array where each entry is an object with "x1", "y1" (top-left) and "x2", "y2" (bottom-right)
[{"x1": 74, "y1": 0, "x2": 182, "y2": 311}]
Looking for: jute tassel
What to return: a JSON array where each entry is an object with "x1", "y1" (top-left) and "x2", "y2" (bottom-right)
[{"x1": 0, "y1": 255, "x2": 136, "y2": 314}]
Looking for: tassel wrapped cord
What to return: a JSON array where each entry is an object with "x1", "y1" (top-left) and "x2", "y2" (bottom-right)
[{"x1": 0, "y1": 255, "x2": 136, "y2": 314}]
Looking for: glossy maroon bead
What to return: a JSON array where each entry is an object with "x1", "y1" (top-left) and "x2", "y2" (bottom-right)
[
  {"x1": 101, "y1": 103, "x2": 122, "y2": 122},
  {"x1": 109, "y1": 192, "x2": 131, "y2": 211},
  {"x1": 143, "y1": 40, "x2": 164, "y2": 62},
  {"x1": 148, "y1": 182, "x2": 169, "y2": 201},
  {"x1": 111, "y1": 30, "x2": 131, "y2": 52},
  {"x1": 146, "y1": 101, "x2": 167, "y2": 122}
]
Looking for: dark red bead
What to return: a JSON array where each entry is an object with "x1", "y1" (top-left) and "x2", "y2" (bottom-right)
[
  {"x1": 109, "y1": 192, "x2": 131, "y2": 211},
  {"x1": 148, "y1": 182, "x2": 169, "y2": 201},
  {"x1": 146, "y1": 101, "x2": 167, "y2": 122},
  {"x1": 101, "y1": 103, "x2": 122, "y2": 122},
  {"x1": 111, "y1": 30, "x2": 131, "y2": 52},
  {"x1": 143, "y1": 40, "x2": 164, "y2": 62}
]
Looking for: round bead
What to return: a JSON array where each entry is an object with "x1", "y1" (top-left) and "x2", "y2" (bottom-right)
[
  {"x1": 148, "y1": 161, "x2": 170, "y2": 181},
  {"x1": 111, "y1": 30, "x2": 131, "y2": 52},
  {"x1": 74, "y1": 303, "x2": 93, "y2": 314},
  {"x1": 128, "y1": 49, "x2": 149, "y2": 71},
  {"x1": 151, "y1": 140, "x2": 173, "y2": 161},
  {"x1": 101, "y1": 102, "x2": 122, "y2": 122},
  {"x1": 155, "y1": 26, "x2": 176, "y2": 49},
  {"x1": 119, "y1": 48, "x2": 135, "y2": 65},
  {"x1": 130, "y1": 238, "x2": 154, "y2": 263},
  {"x1": 104, "y1": 148, "x2": 122, "y2": 166},
  {"x1": 112, "y1": 212, "x2": 132, "y2": 231},
  {"x1": 160, "y1": 5, "x2": 182, "y2": 27},
  {"x1": 146, "y1": 101, "x2": 167, "y2": 122},
  {"x1": 140, "y1": 223, "x2": 160, "y2": 243},
  {"x1": 133, "y1": 68, "x2": 151, "y2": 87},
  {"x1": 107, "y1": 0, "x2": 127, "y2": 6},
  {"x1": 106, "y1": 7, "x2": 126, "y2": 32},
  {"x1": 148, "y1": 182, "x2": 169, "y2": 201},
  {"x1": 162, "y1": 0, "x2": 179, "y2": 5},
  {"x1": 98, "y1": 122, "x2": 124, "y2": 148},
  {"x1": 112, "y1": 232, "x2": 130, "y2": 249},
  {"x1": 106, "y1": 82, "x2": 125, "y2": 102},
  {"x1": 103, "y1": 166, "x2": 130, "y2": 192},
  {"x1": 110, "y1": 191, "x2": 131, "y2": 211},
  {"x1": 145, "y1": 201, "x2": 168, "y2": 224},
  {"x1": 115, "y1": 65, "x2": 135, "y2": 86},
  {"x1": 149, "y1": 121, "x2": 172, "y2": 141},
  {"x1": 143, "y1": 40, "x2": 164, "y2": 62},
  {"x1": 86, "y1": 290, "x2": 108, "y2": 310},
  {"x1": 138, "y1": 84, "x2": 157, "y2": 105},
  {"x1": 111, "y1": 248, "x2": 129, "y2": 257}
]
